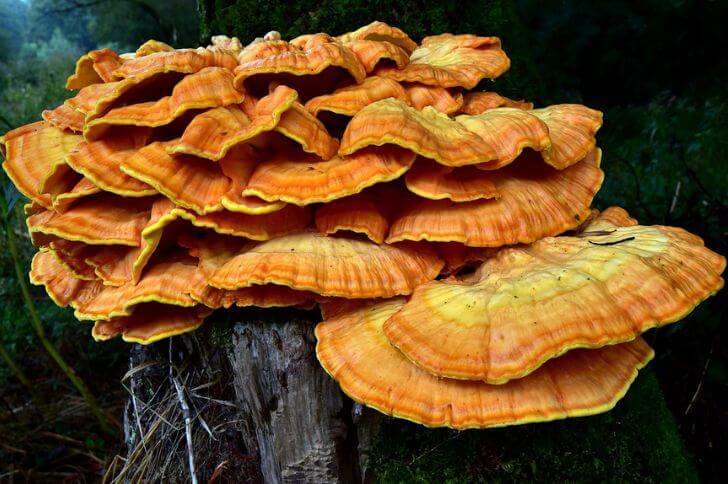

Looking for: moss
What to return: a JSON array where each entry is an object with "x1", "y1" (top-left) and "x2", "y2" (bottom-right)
[{"x1": 367, "y1": 368, "x2": 696, "y2": 483}]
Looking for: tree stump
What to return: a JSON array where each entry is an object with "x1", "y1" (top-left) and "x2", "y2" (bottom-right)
[{"x1": 227, "y1": 318, "x2": 361, "y2": 483}]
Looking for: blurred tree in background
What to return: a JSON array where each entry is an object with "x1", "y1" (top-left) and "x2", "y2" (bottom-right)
[{"x1": 0, "y1": 0, "x2": 726, "y2": 480}]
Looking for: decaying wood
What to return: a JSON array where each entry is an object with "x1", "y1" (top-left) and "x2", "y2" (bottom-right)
[{"x1": 228, "y1": 316, "x2": 361, "y2": 483}]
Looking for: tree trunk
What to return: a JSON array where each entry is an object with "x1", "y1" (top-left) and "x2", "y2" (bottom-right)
[
  {"x1": 117, "y1": 309, "x2": 379, "y2": 483},
  {"x1": 227, "y1": 318, "x2": 360, "y2": 483}
]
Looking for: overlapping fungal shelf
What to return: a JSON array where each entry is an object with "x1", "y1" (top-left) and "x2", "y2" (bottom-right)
[{"x1": 2, "y1": 22, "x2": 724, "y2": 429}]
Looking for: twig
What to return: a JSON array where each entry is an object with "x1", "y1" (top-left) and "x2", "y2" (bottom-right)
[
  {"x1": 409, "y1": 432, "x2": 462, "y2": 465},
  {"x1": 169, "y1": 340, "x2": 198, "y2": 484},
  {"x1": 685, "y1": 344, "x2": 713, "y2": 416},
  {"x1": 588, "y1": 237, "x2": 636, "y2": 246},
  {"x1": 128, "y1": 355, "x2": 148, "y2": 453},
  {"x1": 669, "y1": 180, "x2": 682, "y2": 215},
  {"x1": 208, "y1": 461, "x2": 228, "y2": 483}
]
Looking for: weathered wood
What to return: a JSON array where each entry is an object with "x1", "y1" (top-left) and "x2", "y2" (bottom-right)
[{"x1": 227, "y1": 318, "x2": 360, "y2": 483}]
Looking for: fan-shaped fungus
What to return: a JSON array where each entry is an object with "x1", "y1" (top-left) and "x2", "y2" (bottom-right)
[{"x1": 1, "y1": 22, "x2": 723, "y2": 430}]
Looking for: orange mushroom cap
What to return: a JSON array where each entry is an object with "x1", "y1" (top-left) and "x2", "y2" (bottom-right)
[
  {"x1": 66, "y1": 48, "x2": 124, "y2": 90},
  {"x1": 337, "y1": 21, "x2": 417, "y2": 54},
  {"x1": 64, "y1": 82, "x2": 121, "y2": 118},
  {"x1": 289, "y1": 33, "x2": 336, "y2": 50},
  {"x1": 243, "y1": 146, "x2": 416, "y2": 205},
  {"x1": 190, "y1": 230, "x2": 443, "y2": 298},
  {"x1": 185, "y1": 204, "x2": 310, "y2": 240},
  {"x1": 77, "y1": 75, "x2": 186, "y2": 121},
  {"x1": 305, "y1": 76, "x2": 408, "y2": 118},
  {"x1": 1, "y1": 123, "x2": 83, "y2": 208},
  {"x1": 340, "y1": 99, "x2": 551, "y2": 168},
  {"x1": 384, "y1": 209, "x2": 726, "y2": 383},
  {"x1": 233, "y1": 42, "x2": 366, "y2": 99},
  {"x1": 74, "y1": 256, "x2": 199, "y2": 321},
  {"x1": 66, "y1": 128, "x2": 156, "y2": 197},
  {"x1": 42, "y1": 103, "x2": 85, "y2": 132},
  {"x1": 237, "y1": 40, "x2": 298, "y2": 63},
  {"x1": 51, "y1": 177, "x2": 102, "y2": 213},
  {"x1": 30, "y1": 251, "x2": 103, "y2": 308},
  {"x1": 526, "y1": 104, "x2": 604, "y2": 169},
  {"x1": 216, "y1": 155, "x2": 287, "y2": 215},
  {"x1": 123, "y1": 141, "x2": 284, "y2": 215},
  {"x1": 111, "y1": 48, "x2": 238, "y2": 80},
  {"x1": 43, "y1": 241, "x2": 96, "y2": 280},
  {"x1": 388, "y1": 148, "x2": 603, "y2": 246},
  {"x1": 344, "y1": 39, "x2": 410, "y2": 73},
  {"x1": 81, "y1": 198, "x2": 181, "y2": 286},
  {"x1": 404, "y1": 84, "x2": 464, "y2": 114},
  {"x1": 404, "y1": 158, "x2": 499, "y2": 202},
  {"x1": 1, "y1": 120, "x2": 46, "y2": 148},
  {"x1": 274, "y1": 101, "x2": 339, "y2": 159},
  {"x1": 314, "y1": 185, "x2": 400, "y2": 243},
  {"x1": 316, "y1": 298, "x2": 654, "y2": 429},
  {"x1": 189, "y1": 268, "x2": 319, "y2": 309},
  {"x1": 460, "y1": 91, "x2": 534, "y2": 114},
  {"x1": 92, "y1": 303, "x2": 211, "y2": 344},
  {"x1": 79, "y1": 55, "x2": 239, "y2": 121},
  {"x1": 79, "y1": 246, "x2": 138, "y2": 287},
  {"x1": 122, "y1": 141, "x2": 232, "y2": 215},
  {"x1": 455, "y1": 108, "x2": 551, "y2": 170},
  {"x1": 84, "y1": 67, "x2": 244, "y2": 140},
  {"x1": 27, "y1": 195, "x2": 152, "y2": 247},
  {"x1": 135, "y1": 39, "x2": 175, "y2": 58},
  {"x1": 377, "y1": 34, "x2": 510, "y2": 88},
  {"x1": 168, "y1": 84, "x2": 298, "y2": 160}
]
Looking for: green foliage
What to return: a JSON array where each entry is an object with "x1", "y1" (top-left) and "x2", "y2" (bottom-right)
[
  {"x1": 0, "y1": 0, "x2": 28, "y2": 62},
  {"x1": 368, "y1": 369, "x2": 697, "y2": 483},
  {"x1": 26, "y1": 0, "x2": 95, "y2": 50},
  {"x1": 516, "y1": 0, "x2": 728, "y2": 105},
  {"x1": 0, "y1": 29, "x2": 80, "y2": 130},
  {"x1": 86, "y1": 0, "x2": 199, "y2": 50},
  {"x1": 598, "y1": 92, "x2": 727, "y2": 241},
  {"x1": 23, "y1": 0, "x2": 198, "y2": 55},
  {"x1": 200, "y1": 0, "x2": 513, "y2": 41}
]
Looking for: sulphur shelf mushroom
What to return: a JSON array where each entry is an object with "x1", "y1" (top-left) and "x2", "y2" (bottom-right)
[
  {"x1": 316, "y1": 298, "x2": 654, "y2": 429},
  {"x1": 1, "y1": 22, "x2": 723, "y2": 431}
]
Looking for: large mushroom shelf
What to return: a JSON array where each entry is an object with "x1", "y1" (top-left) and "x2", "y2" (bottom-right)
[{"x1": 1, "y1": 22, "x2": 724, "y2": 430}]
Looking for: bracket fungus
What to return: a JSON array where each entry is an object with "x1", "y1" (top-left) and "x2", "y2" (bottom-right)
[
  {"x1": 316, "y1": 298, "x2": 654, "y2": 429},
  {"x1": 2, "y1": 22, "x2": 723, "y2": 430}
]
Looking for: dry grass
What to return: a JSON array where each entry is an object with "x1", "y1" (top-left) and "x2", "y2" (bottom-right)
[
  {"x1": 0, "y1": 379, "x2": 123, "y2": 482},
  {"x1": 103, "y1": 335, "x2": 260, "y2": 483}
]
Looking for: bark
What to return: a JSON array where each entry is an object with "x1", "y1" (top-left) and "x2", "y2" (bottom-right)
[{"x1": 228, "y1": 318, "x2": 359, "y2": 483}]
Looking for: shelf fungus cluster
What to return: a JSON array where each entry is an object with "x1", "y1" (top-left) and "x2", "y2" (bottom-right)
[{"x1": 2, "y1": 22, "x2": 724, "y2": 429}]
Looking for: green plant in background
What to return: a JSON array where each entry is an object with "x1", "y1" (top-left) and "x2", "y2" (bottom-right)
[
  {"x1": 368, "y1": 370, "x2": 697, "y2": 483},
  {"x1": 0, "y1": 340, "x2": 32, "y2": 389},
  {"x1": 0, "y1": 29, "x2": 81, "y2": 134},
  {"x1": 0, "y1": 180, "x2": 114, "y2": 435}
]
